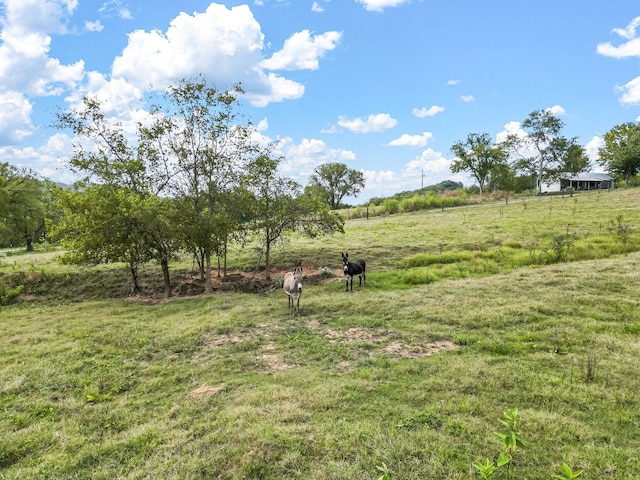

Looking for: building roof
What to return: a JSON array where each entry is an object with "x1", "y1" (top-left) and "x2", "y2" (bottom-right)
[{"x1": 562, "y1": 172, "x2": 613, "y2": 182}]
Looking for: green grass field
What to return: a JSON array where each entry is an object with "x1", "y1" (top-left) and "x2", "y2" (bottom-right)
[{"x1": 1, "y1": 189, "x2": 639, "y2": 479}]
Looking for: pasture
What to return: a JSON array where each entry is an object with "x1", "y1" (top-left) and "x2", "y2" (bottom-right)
[{"x1": 1, "y1": 188, "x2": 640, "y2": 479}]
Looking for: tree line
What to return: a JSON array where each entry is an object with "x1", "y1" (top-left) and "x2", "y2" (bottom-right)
[
  {"x1": 2, "y1": 81, "x2": 640, "y2": 294},
  {"x1": 4, "y1": 79, "x2": 364, "y2": 296},
  {"x1": 450, "y1": 110, "x2": 640, "y2": 195}
]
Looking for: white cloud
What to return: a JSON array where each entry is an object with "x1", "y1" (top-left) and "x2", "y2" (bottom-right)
[
  {"x1": 111, "y1": 4, "x2": 319, "y2": 107},
  {"x1": 412, "y1": 105, "x2": 444, "y2": 118},
  {"x1": 597, "y1": 17, "x2": 640, "y2": 58},
  {"x1": 585, "y1": 135, "x2": 603, "y2": 163},
  {"x1": 545, "y1": 104, "x2": 566, "y2": 116},
  {"x1": 358, "y1": 148, "x2": 467, "y2": 201},
  {"x1": 0, "y1": 0, "x2": 85, "y2": 97},
  {"x1": 112, "y1": 5, "x2": 263, "y2": 88},
  {"x1": 99, "y1": 0, "x2": 133, "y2": 20},
  {"x1": 0, "y1": 92, "x2": 35, "y2": 143},
  {"x1": 460, "y1": 95, "x2": 474, "y2": 103},
  {"x1": 255, "y1": 117, "x2": 269, "y2": 132},
  {"x1": 596, "y1": 38, "x2": 640, "y2": 58},
  {"x1": 615, "y1": 76, "x2": 640, "y2": 105},
  {"x1": 385, "y1": 131, "x2": 433, "y2": 147},
  {"x1": 404, "y1": 148, "x2": 453, "y2": 178},
  {"x1": 612, "y1": 16, "x2": 640, "y2": 39},
  {"x1": 495, "y1": 121, "x2": 525, "y2": 143},
  {"x1": 356, "y1": 0, "x2": 409, "y2": 12},
  {"x1": 0, "y1": 132, "x2": 76, "y2": 181},
  {"x1": 1, "y1": 0, "x2": 77, "y2": 35},
  {"x1": 337, "y1": 113, "x2": 397, "y2": 133},
  {"x1": 311, "y1": 2, "x2": 324, "y2": 12},
  {"x1": 361, "y1": 169, "x2": 398, "y2": 193},
  {"x1": 85, "y1": 20, "x2": 104, "y2": 32},
  {"x1": 243, "y1": 72, "x2": 305, "y2": 107},
  {"x1": 260, "y1": 30, "x2": 341, "y2": 71},
  {"x1": 447, "y1": 79, "x2": 460, "y2": 85},
  {"x1": 276, "y1": 137, "x2": 356, "y2": 179}
]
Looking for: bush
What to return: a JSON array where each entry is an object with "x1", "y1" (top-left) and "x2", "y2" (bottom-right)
[
  {"x1": 382, "y1": 199, "x2": 400, "y2": 214},
  {"x1": 400, "y1": 195, "x2": 430, "y2": 212},
  {"x1": 0, "y1": 278, "x2": 23, "y2": 305}
]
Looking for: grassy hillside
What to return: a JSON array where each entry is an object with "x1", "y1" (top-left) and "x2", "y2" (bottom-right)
[{"x1": 0, "y1": 188, "x2": 639, "y2": 479}]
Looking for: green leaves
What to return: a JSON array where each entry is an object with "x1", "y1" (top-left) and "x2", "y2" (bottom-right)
[
  {"x1": 307, "y1": 162, "x2": 366, "y2": 210},
  {"x1": 551, "y1": 463, "x2": 584, "y2": 479},
  {"x1": 472, "y1": 458, "x2": 497, "y2": 479}
]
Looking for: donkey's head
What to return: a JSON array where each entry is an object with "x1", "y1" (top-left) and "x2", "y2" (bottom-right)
[
  {"x1": 341, "y1": 252, "x2": 349, "y2": 272},
  {"x1": 293, "y1": 266, "x2": 303, "y2": 292}
]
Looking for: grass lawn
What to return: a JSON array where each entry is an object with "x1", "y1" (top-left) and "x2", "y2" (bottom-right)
[{"x1": 1, "y1": 188, "x2": 639, "y2": 479}]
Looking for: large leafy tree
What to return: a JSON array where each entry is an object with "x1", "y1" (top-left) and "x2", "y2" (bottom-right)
[
  {"x1": 50, "y1": 185, "x2": 153, "y2": 294},
  {"x1": 0, "y1": 163, "x2": 46, "y2": 250},
  {"x1": 306, "y1": 162, "x2": 365, "y2": 210},
  {"x1": 504, "y1": 110, "x2": 578, "y2": 194},
  {"x1": 140, "y1": 78, "x2": 260, "y2": 292},
  {"x1": 248, "y1": 155, "x2": 344, "y2": 280},
  {"x1": 450, "y1": 133, "x2": 506, "y2": 196},
  {"x1": 54, "y1": 96, "x2": 181, "y2": 296},
  {"x1": 598, "y1": 122, "x2": 640, "y2": 186}
]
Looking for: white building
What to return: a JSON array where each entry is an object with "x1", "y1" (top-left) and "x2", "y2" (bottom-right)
[{"x1": 540, "y1": 172, "x2": 614, "y2": 193}]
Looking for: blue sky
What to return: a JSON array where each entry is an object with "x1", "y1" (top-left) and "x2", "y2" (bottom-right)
[{"x1": 1, "y1": 0, "x2": 639, "y2": 202}]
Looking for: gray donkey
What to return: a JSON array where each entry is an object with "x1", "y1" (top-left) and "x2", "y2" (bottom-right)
[{"x1": 283, "y1": 266, "x2": 303, "y2": 315}]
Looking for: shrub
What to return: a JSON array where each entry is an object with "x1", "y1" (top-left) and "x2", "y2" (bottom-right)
[
  {"x1": 399, "y1": 195, "x2": 430, "y2": 212},
  {"x1": 0, "y1": 278, "x2": 23, "y2": 305},
  {"x1": 382, "y1": 199, "x2": 400, "y2": 214}
]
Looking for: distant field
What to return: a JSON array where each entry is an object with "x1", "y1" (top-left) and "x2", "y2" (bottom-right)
[{"x1": 1, "y1": 188, "x2": 639, "y2": 479}]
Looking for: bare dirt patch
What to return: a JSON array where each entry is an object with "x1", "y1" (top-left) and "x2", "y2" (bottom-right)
[
  {"x1": 381, "y1": 339, "x2": 457, "y2": 358},
  {"x1": 200, "y1": 320, "x2": 458, "y2": 377},
  {"x1": 187, "y1": 384, "x2": 226, "y2": 398},
  {"x1": 307, "y1": 321, "x2": 458, "y2": 358},
  {"x1": 129, "y1": 263, "x2": 344, "y2": 304}
]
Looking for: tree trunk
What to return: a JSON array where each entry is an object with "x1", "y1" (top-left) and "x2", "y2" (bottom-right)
[
  {"x1": 205, "y1": 250, "x2": 212, "y2": 293},
  {"x1": 197, "y1": 249, "x2": 206, "y2": 281},
  {"x1": 25, "y1": 235, "x2": 33, "y2": 252},
  {"x1": 536, "y1": 159, "x2": 544, "y2": 194},
  {"x1": 161, "y1": 257, "x2": 172, "y2": 297},
  {"x1": 223, "y1": 240, "x2": 228, "y2": 277},
  {"x1": 129, "y1": 261, "x2": 140, "y2": 295},
  {"x1": 265, "y1": 230, "x2": 271, "y2": 281}
]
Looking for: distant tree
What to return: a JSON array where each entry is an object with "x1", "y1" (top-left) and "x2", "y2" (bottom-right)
[
  {"x1": 307, "y1": 163, "x2": 365, "y2": 209},
  {"x1": 450, "y1": 133, "x2": 507, "y2": 196},
  {"x1": 248, "y1": 155, "x2": 344, "y2": 280},
  {"x1": 0, "y1": 163, "x2": 46, "y2": 250},
  {"x1": 561, "y1": 144, "x2": 590, "y2": 174},
  {"x1": 487, "y1": 163, "x2": 516, "y2": 193},
  {"x1": 434, "y1": 180, "x2": 464, "y2": 192},
  {"x1": 504, "y1": 110, "x2": 578, "y2": 194},
  {"x1": 598, "y1": 122, "x2": 640, "y2": 186}
]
